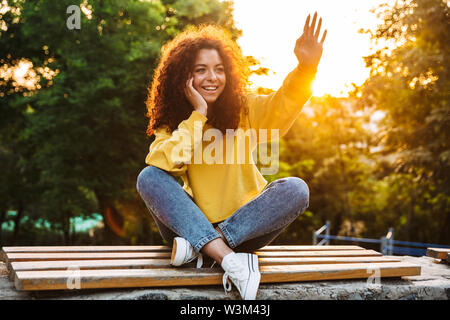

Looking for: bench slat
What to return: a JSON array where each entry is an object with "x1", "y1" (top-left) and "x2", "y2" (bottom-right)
[
  {"x1": 1, "y1": 246, "x2": 170, "y2": 262},
  {"x1": 254, "y1": 249, "x2": 381, "y2": 257},
  {"x1": 247, "y1": 245, "x2": 364, "y2": 251},
  {"x1": 8, "y1": 256, "x2": 401, "y2": 279},
  {"x1": 5, "y1": 252, "x2": 170, "y2": 270},
  {"x1": 1, "y1": 246, "x2": 171, "y2": 254},
  {"x1": 260, "y1": 256, "x2": 400, "y2": 265},
  {"x1": 8, "y1": 259, "x2": 170, "y2": 281},
  {"x1": 5, "y1": 249, "x2": 381, "y2": 270},
  {"x1": 14, "y1": 262, "x2": 421, "y2": 291},
  {"x1": 1, "y1": 245, "x2": 364, "y2": 261},
  {"x1": 426, "y1": 248, "x2": 450, "y2": 260}
]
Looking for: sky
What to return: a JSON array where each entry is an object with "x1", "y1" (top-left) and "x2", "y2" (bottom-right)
[{"x1": 232, "y1": 0, "x2": 389, "y2": 97}]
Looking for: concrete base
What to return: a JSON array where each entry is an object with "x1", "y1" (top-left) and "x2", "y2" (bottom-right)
[{"x1": 1, "y1": 255, "x2": 449, "y2": 300}]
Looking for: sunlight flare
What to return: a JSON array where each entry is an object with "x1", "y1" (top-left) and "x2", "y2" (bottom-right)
[{"x1": 233, "y1": 0, "x2": 389, "y2": 97}]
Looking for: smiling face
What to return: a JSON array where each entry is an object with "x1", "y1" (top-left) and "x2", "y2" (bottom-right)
[{"x1": 192, "y1": 48, "x2": 226, "y2": 106}]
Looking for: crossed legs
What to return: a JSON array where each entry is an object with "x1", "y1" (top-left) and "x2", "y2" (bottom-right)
[{"x1": 136, "y1": 166, "x2": 309, "y2": 264}]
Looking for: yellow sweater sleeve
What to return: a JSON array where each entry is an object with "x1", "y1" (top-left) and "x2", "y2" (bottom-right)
[
  {"x1": 145, "y1": 110, "x2": 208, "y2": 176},
  {"x1": 246, "y1": 65, "x2": 317, "y2": 144}
]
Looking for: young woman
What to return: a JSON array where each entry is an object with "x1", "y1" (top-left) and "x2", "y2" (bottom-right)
[{"x1": 137, "y1": 13, "x2": 326, "y2": 300}]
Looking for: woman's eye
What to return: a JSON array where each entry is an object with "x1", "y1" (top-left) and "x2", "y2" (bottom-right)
[{"x1": 195, "y1": 68, "x2": 206, "y2": 73}]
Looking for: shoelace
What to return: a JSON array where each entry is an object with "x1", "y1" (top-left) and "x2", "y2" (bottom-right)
[
  {"x1": 184, "y1": 242, "x2": 203, "y2": 268},
  {"x1": 222, "y1": 256, "x2": 246, "y2": 293},
  {"x1": 223, "y1": 273, "x2": 233, "y2": 292},
  {"x1": 196, "y1": 253, "x2": 203, "y2": 268}
]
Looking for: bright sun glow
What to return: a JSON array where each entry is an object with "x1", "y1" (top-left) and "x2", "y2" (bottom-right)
[{"x1": 232, "y1": 0, "x2": 389, "y2": 97}]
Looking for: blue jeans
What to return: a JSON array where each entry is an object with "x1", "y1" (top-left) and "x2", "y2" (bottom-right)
[{"x1": 136, "y1": 166, "x2": 309, "y2": 253}]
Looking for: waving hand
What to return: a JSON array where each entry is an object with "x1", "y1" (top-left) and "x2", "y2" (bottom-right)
[{"x1": 295, "y1": 12, "x2": 327, "y2": 70}]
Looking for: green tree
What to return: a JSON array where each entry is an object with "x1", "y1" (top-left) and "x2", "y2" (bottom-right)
[
  {"x1": 0, "y1": 0, "x2": 241, "y2": 244},
  {"x1": 356, "y1": 0, "x2": 450, "y2": 243},
  {"x1": 266, "y1": 96, "x2": 379, "y2": 245}
]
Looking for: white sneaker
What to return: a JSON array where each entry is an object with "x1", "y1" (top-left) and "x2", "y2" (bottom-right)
[
  {"x1": 170, "y1": 237, "x2": 203, "y2": 268},
  {"x1": 221, "y1": 252, "x2": 261, "y2": 300}
]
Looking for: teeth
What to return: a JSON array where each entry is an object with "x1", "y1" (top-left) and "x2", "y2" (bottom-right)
[{"x1": 203, "y1": 87, "x2": 217, "y2": 91}]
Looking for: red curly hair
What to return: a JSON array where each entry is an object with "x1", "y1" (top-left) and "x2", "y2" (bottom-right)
[{"x1": 145, "y1": 24, "x2": 250, "y2": 137}]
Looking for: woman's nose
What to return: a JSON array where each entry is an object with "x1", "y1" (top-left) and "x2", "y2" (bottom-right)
[{"x1": 207, "y1": 70, "x2": 218, "y2": 81}]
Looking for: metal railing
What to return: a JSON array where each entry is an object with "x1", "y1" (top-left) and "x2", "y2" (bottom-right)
[{"x1": 312, "y1": 221, "x2": 450, "y2": 256}]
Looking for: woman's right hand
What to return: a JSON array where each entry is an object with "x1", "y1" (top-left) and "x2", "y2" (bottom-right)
[{"x1": 184, "y1": 77, "x2": 208, "y2": 117}]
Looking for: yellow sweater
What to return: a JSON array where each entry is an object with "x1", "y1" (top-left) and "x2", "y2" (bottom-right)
[{"x1": 145, "y1": 65, "x2": 316, "y2": 223}]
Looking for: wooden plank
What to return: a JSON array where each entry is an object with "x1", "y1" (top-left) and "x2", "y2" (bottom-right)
[
  {"x1": 259, "y1": 256, "x2": 401, "y2": 265},
  {"x1": 8, "y1": 256, "x2": 401, "y2": 280},
  {"x1": 1, "y1": 245, "x2": 366, "y2": 263},
  {"x1": 2, "y1": 246, "x2": 171, "y2": 263},
  {"x1": 1, "y1": 246, "x2": 171, "y2": 254},
  {"x1": 252, "y1": 245, "x2": 364, "y2": 251},
  {"x1": 5, "y1": 252, "x2": 171, "y2": 270},
  {"x1": 5, "y1": 249, "x2": 382, "y2": 272},
  {"x1": 8, "y1": 259, "x2": 170, "y2": 281},
  {"x1": 5, "y1": 249, "x2": 380, "y2": 269},
  {"x1": 14, "y1": 262, "x2": 421, "y2": 291},
  {"x1": 426, "y1": 248, "x2": 450, "y2": 260},
  {"x1": 260, "y1": 263, "x2": 420, "y2": 284},
  {"x1": 10, "y1": 259, "x2": 171, "y2": 272},
  {"x1": 10, "y1": 255, "x2": 400, "y2": 272},
  {"x1": 1, "y1": 245, "x2": 364, "y2": 255},
  {"x1": 1, "y1": 245, "x2": 364, "y2": 263},
  {"x1": 254, "y1": 249, "x2": 381, "y2": 257}
]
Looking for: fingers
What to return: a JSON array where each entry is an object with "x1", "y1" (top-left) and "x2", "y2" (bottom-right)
[
  {"x1": 314, "y1": 17, "x2": 322, "y2": 40},
  {"x1": 303, "y1": 14, "x2": 310, "y2": 33},
  {"x1": 309, "y1": 12, "x2": 317, "y2": 36},
  {"x1": 186, "y1": 77, "x2": 193, "y2": 90},
  {"x1": 303, "y1": 12, "x2": 326, "y2": 45},
  {"x1": 185, "y1": 77, "x2": 193, "y2": 97},
  {"x1": 320, "y1": 29, "x2": 327, "y2": 45}
]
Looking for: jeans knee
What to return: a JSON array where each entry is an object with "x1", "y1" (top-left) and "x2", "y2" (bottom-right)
[
  {"x1": 136, "y1": 165, "x2": 163, "y2": 195},
  {"x1": 285, "y1": 177, "x2": 310, "y2": 214}
]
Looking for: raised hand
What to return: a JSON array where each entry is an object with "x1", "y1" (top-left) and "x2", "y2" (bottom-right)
[
  {"x1": 294, "y1": 12, "x2": 327, "y2": 71},
  {"x1": 184, "y1": 77, "x2": 208, "y2": 117}
]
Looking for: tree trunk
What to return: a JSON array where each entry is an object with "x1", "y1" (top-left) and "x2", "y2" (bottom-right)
[
  {"x1": 405, "y1": 195, "x2": 414, "y2": 242},
  {"x1": 439, "y1": 204, "x2": 450, "y2": 244},
  {"x1": 12, "y1": 200, "x2": 24, "y2": 245},
  {"x1": 62, "y1": 212, "x2": 71, "y2": 245},
  {"x1": 0, "y1": 207, "x2": 6, "y2": 243},
  {"x1": 95, "y1": 191, "x2": 124, "y2": 244}
]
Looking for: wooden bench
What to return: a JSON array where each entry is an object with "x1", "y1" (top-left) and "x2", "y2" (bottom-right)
[
  {"x1": 426, "y1": 247, "x2": 450, "y2": 263},
  {"x1": 1, "y1": 245, "x2": 421, "y2": 291}
]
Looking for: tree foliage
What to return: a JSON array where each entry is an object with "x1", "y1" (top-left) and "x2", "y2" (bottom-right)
[
  {"x1": 269, "y1": 0, "x2": 450, "y2": 246},
  {"x1": 0, "y1": 0, "x2": 241, "y2": 244},
  {"x1": 355, "y1": 0, "x2": 449, "y2": 243}
]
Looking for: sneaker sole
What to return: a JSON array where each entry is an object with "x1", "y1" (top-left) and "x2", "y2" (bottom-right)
[
  {"x1": 243, "y1": 254, "x2": 261, "y2": 300},
  {"x1": 171, "y1": 237, "x2": 198, "y2": 267},
  {"x1": 170, "y1": 237, "x2": 183, "y2": 266}
]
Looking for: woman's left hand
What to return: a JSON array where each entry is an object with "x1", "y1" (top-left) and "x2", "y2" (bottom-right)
[{"x1": 294, "y1": 12, "x2": 327, "y2": 71}]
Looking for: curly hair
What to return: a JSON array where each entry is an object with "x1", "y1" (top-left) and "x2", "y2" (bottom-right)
[{"x1": 145, "y1": 24, "x2": 250, "y2": 137}]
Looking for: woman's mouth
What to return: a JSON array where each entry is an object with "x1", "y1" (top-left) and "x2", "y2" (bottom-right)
[{"x1": 201, "y1": 86, "x2": 219, "y2": 93}]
